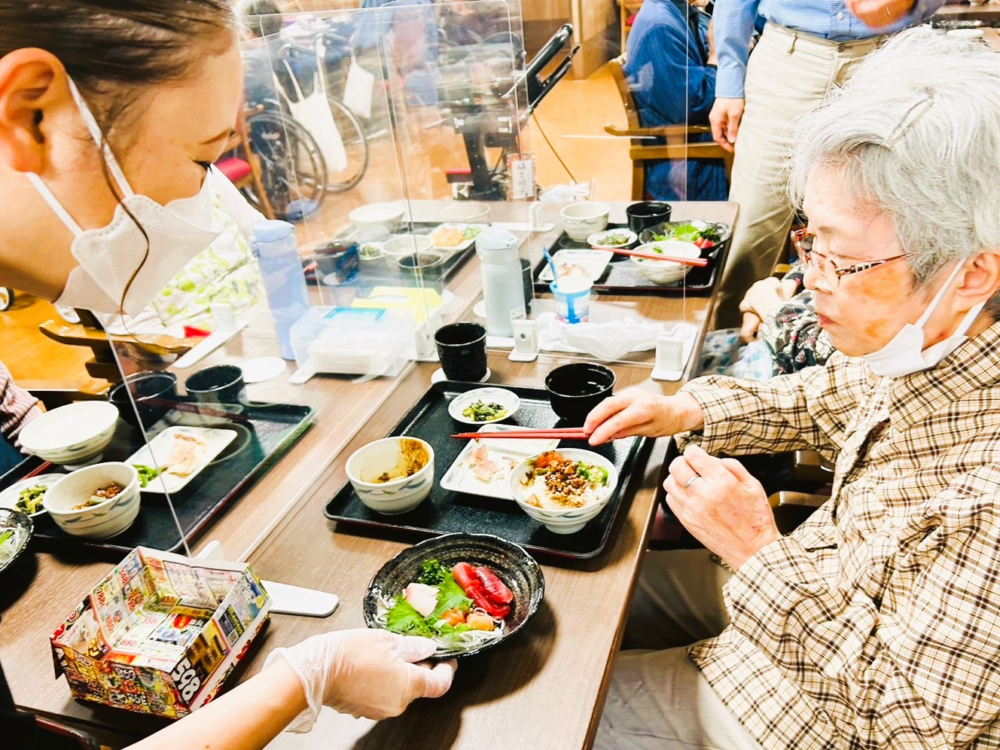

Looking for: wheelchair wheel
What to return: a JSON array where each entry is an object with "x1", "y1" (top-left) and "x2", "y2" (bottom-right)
[
  {"x1": 244, "y1": 111, "x2": 327, "y2": 220},
  {"x1": 0, "y1": 287, "x2": 13, "y2": 311},
  {"x1": 325, "y1": 96, "x2": 369, "y2": 193}
]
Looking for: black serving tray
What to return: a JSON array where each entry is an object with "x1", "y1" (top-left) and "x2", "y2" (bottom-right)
[
  {"x1": 532, "y1": 223, "x2": 726, "y2": 297},
  {"x1": 324, "y1": 381, "x2": 647, "y2": 559},
  {"x1": 304, "y1": 222, "x2": 478, "y2": 286},
  {"x1": 4, "y1": 400, "x2": 314, "y2": 556}
]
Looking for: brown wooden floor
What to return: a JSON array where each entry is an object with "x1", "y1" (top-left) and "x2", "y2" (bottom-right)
[{"x1": 0, "y1": 62, "x2": 632, "y2": 387}]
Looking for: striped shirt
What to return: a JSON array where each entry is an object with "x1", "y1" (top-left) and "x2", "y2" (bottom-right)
[
  {"x1": 715, "y1": 0, "x2": 944, "y2": 97},
  {"x1": 0, "y1": 362, "x2": 41, "y2": 451},
  {"x1": 676, "y1": 320, "x2": 1000, "y2": 749}
]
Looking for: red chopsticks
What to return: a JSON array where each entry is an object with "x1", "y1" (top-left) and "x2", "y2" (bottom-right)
[
  {"x1": 597, "y1": 248, "x2": 708, "y2": 267},
  {"x1": 24, "y1": 461, "x2": 53, "y2": 478},
  {"x1": 452, "y1": 428, "x2": 591, "y2": 440}
]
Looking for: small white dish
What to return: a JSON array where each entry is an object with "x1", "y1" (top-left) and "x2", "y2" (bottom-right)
[
  {"x1": 346, "y1": 437, "x2": 435, "y2": 514},
  {"x1": 44, "y1": 462, "x2": 141, "y2": 540},
  {"x1": 240, "y1": 356, "x2": 287, "y2": 384},
  {"x1": 430, "y1": 223, "x2": 488, "y2": 253},
  {"x1": 947, "y1": 28, "x2": 985, "y2": 38},
  {"x1": 383, "y1": 235, "x2": 435, "y2": 267},
  {"x1": 350, "y1": 203, "x2": 405, "y2": 232},
  {"x1": 440, "y1": 202, "x2": 491, "y2": 223},
  {"x1": 538, "y1": 249, "x2": 613, "y2": 283},
  {"x1": 441, "y1": 425, "x2": 560, "y2": 500},
  {"x1": 630, "y1": 241, "x2": 702, "y2": 285},
  {"x1": 0, "y1": 474, "x2": 65, "y2": 518},
  {"x1": 447, "y1": 388, "x2": 521, "y2": 425},
  {"x1": 18, "y1": 401, "x2": 120, "y2": 468},
  {"x1": 431, "y1": 367, "x2": 491, "y2": 385},
  {"x1": 126, "y1": 426, "x2": 238, "y2": 494},
  {"x1": 358, "y1": 241, "x2": 385, "y2": 261},
  {"x1": 587, "y1": 229, "x2": 637, "y2": 248},
  {"x1": 560, "y1": 202, "x2": 610, "y2": 242},
  {"x1": 508, "y1": 449, "x2": 619, "y2": 535}
]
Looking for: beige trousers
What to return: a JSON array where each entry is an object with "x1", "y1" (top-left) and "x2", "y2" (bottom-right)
[
  {"x1": 594, "y1": 550, "x2": 764, "y2": 750},
  {"x1": 714, "y1": 23, "x2": 884, "y2": 328}
]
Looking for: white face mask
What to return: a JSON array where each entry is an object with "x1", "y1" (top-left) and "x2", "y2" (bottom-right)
[
  {"x1": 26, "y1": 77, "x2": 221, "y2": 316},
  {"x1": 861, "y1": 261, "x2": 986, "y2": 378}
]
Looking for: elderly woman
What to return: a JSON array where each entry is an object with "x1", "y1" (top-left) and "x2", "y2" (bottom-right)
[{"x1": 589, "y1": 30, "x2": 1000, "y2": 750}]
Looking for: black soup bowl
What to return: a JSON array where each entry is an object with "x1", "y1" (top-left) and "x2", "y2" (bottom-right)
[
  {"x1": 364, "y1": 533, "x2": 545, "y2": 658},
  {"x1": 625, "y1": 201, "x2": 673, "y2": 234},
  {"x1": 108, "y1": 371, "x2": 179, "y2": 429},
  {"x1": 545, "y1": 363, "x2": 616, "y2": 425}
]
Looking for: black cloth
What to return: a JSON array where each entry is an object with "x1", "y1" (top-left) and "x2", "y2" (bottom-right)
[{"x1": 1, "y1": 660, "x2": 81, "y2": 750}]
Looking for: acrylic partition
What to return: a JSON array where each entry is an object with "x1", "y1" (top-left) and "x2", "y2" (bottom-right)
[
  {"x1": 533, "y1": 0, "x2": 722, "y2": 204},
  {"x1": 52, "y1": 1, "x2": 538, "y2": 560}
]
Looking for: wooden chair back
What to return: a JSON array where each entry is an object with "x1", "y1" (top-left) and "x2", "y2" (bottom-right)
[{"x1": 605, "y1": 54, "x2": 734, "y2": 200}]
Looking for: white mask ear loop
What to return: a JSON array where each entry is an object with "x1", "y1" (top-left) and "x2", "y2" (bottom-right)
[
  {"x1": 25, "y1": 173, "x2": 84, "y2": 236},
  {"x1": 65, "y1": 77, "x2": 135, "y2": 199},
  {"x1": 914, "y1": 261, "x2": 966, "y2": 328},
  {"x1": 916, "y1": 260, "x2": 984, "y2": 343},
  {"x1": 25, "y1": 75, "x2": 138, "y2": 237}
]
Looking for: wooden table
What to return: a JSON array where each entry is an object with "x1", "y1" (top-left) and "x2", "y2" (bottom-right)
[
  {"x1": 0, "y1": 201, "x2": 737, "y2": 749},
  {"x1": 935, "y1": 2, "x2": 1000, "y2": 25}
]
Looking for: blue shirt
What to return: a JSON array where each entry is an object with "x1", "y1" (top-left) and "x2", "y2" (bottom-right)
[
  {"x1": 624, "y1": 0, "x2": 728, "y2": 202},
  {"x1": 715, "y1": 0, "x2": 944, "y2": 98}
]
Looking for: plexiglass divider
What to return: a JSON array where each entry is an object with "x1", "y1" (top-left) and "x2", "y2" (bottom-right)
[{"x1": 88, "y1": 0, "x2": 537, "y2": 558}]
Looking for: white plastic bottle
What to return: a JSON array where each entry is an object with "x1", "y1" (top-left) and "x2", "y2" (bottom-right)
[{"x1": 476, "y1": 227, "x2": 526, "y2": 337}]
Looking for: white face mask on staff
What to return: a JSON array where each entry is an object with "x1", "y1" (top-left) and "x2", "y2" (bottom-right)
[
  {"x1": 25, "y1": 77, "x2": 225, "y2": 317},
  {"x1": 861, "y1": 260, "x2": 986, "y2": 378}
]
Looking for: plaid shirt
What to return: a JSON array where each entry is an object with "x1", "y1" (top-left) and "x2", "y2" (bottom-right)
[{"x1": 676, "y1": 320, "x2": 1000, "y2": 750}]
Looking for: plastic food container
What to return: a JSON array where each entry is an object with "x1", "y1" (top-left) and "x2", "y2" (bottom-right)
[{"x1": 290, "y1": 306, "x2": 416, "y2": 378}]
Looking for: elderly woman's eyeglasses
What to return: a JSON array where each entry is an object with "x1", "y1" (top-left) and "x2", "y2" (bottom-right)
[{"x1": 791, "y1": 230, "x2": 912, "y2": 290}]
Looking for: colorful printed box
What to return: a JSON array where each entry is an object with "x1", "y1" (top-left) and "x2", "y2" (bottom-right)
[{"x1": 50, "y1": 547, "x2": 270, "y2": 719}]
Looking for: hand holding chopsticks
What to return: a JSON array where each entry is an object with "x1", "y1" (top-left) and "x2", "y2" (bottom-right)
[{"x1": 452, "y1": 427, "x2": 592, "y2": 440}]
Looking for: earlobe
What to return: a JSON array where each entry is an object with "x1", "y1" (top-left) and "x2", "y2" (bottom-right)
[{"x1": 0, "y1": 50, "x2": 64, "y2": 174}]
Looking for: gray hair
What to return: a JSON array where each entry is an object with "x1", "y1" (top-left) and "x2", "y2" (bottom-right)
[{"x1": 787, "y1": 28, "x2": 1000, "y2": 292}]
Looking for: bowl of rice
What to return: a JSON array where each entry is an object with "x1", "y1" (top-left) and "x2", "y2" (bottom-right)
[{"x1": 508, "y1": 449, "x2": 618, "y2": 534}]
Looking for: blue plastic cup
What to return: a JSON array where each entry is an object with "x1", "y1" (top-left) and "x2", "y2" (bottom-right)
[{"x1": 550, "y1": 278, "x2": 592, "y2": 324}]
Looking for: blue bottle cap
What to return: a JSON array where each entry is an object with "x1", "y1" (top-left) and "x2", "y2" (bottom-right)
[{"x1": 251, "y1": 220, "x2": 295, "y2": 243}]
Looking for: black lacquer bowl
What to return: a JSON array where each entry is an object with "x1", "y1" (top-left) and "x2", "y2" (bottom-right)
[{"x1": 364, "y1": 533, "x2": 545, "y2": 658}]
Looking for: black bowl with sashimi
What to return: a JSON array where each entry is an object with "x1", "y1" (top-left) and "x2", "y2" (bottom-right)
[{"x1": 364, "y1": 533, "x2": 545, "y2": 658}]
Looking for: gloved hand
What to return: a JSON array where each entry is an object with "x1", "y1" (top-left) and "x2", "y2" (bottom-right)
[{"x1": 263, "y1": 628, "x2": 456, "y2": 730}]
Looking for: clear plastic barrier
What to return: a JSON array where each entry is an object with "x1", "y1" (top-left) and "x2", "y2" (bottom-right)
[{"x1": 87, "y1": 0, "x2": 534, "y2": 557}]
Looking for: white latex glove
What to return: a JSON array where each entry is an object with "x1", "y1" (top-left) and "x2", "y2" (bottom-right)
[{"x1": 263, "y1": 628, "x2": 456, "y2": 730}]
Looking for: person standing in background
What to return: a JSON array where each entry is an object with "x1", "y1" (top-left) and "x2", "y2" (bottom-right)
[
  {"x1": 624, "y1": 0, "x2": 728, "y2": 202},
  {"x1": 709, "y1": 0, "x2": 943, "y2": 327}
]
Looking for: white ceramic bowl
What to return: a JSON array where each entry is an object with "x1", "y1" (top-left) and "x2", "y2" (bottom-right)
[
  {"x1": 18, "y1": 402, "x2": 120, "y2": 468},
  {"x1": 346, "y1": 437, "x2": 435, "y2": 514},
  {"x1": 440, "y1": 202, "x2": 491, "y2": 223},
  {"x1": 43, "y1": 462, "x2": 141, "y2": 539},
  {"x1": 382, "y1": 235, "x2": 435, "y2": 268},
  {"x1": 560, "y1": 203, "x2": 611, "y2": 242},
  {"x1": 508, "y1": 449, "x2": 618, "y2": 534},
  {"x1": 630, "y1": 241, "x2": 702, "y2": 285},
  {"x1": 350, "y1": 203, "x2": 406, "y2": 233}
]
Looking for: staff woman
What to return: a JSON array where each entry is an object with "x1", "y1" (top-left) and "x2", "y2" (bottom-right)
[{"x1": 0, "y1": 3, "x2": 455, "y2": 747}]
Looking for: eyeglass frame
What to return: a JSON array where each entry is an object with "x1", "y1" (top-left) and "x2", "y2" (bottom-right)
[{"x1": 791, "y1": 231, "x2": 913, "y2": 289}]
